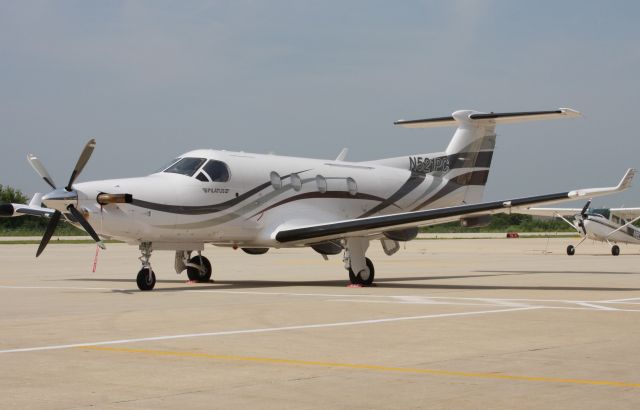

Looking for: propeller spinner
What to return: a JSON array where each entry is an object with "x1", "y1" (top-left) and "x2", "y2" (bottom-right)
[{"x1": 27, "y1": 139, "x2": 105, "y2": 256}]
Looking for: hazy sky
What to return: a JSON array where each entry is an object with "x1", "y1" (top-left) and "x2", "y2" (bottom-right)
[{"x1": 1, "y1": 1, "x2": 639, "y2": 206}]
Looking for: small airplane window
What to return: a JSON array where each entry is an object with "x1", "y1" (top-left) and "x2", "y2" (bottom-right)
[
  {"x1": 164, "y1": 157, "x2": 207, "y2": 177},
  {"x1": 203, "y1": 160, "x2": 230, "y2": 182},
  {"x1": 196, "y1": 172, "x2": 210, "y2": 182}
]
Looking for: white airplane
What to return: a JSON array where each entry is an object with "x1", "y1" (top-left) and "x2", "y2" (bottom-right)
[
  {"x1": 521, "y1": 201, "x2": 640, "y2": 255},
  {"x1": 0, "y1": 108, "x2": 635, "y2": 291}
]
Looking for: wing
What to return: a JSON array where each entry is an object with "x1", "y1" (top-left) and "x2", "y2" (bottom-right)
[{"x1": 274, "y1": 168, "x2": 635, "y2": 245}]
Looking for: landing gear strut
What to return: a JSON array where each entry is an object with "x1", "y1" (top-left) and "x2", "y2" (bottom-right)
[
  {"x1": 566, "y1": 237, "x2": 586, "y2": 256},
  {"x1": 344, "y1": 238, "x2": 375, "y2": 286},
  {"x1": 136, "y1": 242, "x2": 156, "y2": 291}
]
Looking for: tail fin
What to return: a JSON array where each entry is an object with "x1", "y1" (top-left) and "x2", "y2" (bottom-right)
[{"x1": 395, "y1": 108, "x2": 581, "y2": 205}]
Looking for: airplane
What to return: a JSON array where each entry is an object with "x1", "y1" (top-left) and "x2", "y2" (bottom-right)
[
  {"x1": 0, "y1": 108, "x2": 635, "y2": 291},
  {"x1": 520, "y1": 201, "x2": 640, "y2": 255}
]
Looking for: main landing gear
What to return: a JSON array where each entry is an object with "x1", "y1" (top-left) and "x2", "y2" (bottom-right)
[
  {"x1": 135, "y1": 243, "x2": 213, "y2": 291},
  {"x1": 566, "y1": 239, "x2": 621, "y2": 256},
  {"x1": 344, "y1": 238, "x2": 375, "y2": 286}
]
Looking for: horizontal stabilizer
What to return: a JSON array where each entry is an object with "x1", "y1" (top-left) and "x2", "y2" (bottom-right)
[{"x1": 395, "y1": 108, "x2": 580, "y2": 128}]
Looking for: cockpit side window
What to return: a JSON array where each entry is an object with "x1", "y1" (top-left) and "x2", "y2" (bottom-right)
[
  {"x1": 202, "y1": 160, "x2": 230, "y2": 182},
  {"x1": 163, "y1": 157, "x2": 207, "y2": 177}
]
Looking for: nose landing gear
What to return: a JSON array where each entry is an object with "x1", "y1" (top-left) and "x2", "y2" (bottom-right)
[{"x1": 137, "y1": 242, "x2": 156, "y2": 291}]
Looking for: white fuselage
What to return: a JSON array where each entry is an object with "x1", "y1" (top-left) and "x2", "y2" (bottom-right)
[
  {"x1": 64, "y1": 149, "x2": 471, "y2": 247},
  {"x1": 582, "y1": 215, "x2": 640, "y2": 244}
]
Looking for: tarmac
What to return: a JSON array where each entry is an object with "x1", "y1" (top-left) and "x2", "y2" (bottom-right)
[{"x1": 0, "y1": 237, "x2": 639, "y2": 409}]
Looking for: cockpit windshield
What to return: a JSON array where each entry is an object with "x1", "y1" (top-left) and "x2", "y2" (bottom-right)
[
  {"x1": 154, "y1": 158, "x2": 179, "y2": 173},
  {"x1": 163, "y1": 157, "x2": 207, "y2": 177}
]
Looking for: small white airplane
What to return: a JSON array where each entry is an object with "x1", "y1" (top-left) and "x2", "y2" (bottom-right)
[
  {"x1": 0, "y1": 108, "x2": 635, "y2": 290},
  {"x1": 521, "y1": 201, "x2": 640, "y2": 255}
]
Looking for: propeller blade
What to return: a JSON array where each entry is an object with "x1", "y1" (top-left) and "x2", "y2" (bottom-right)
[
  {"x1": 578, "y1": 219, "x2": 587, "y2": 235},
  {"x1": 27, "y1": 154, "x2": 57, "y2": 190},
  {"x1": 36, "y1": 210, "x2": 61, "y2": 257},
  {"x1": 67, "y1": 205, "x2": 105, "y2": 250},
  {"x1": 580, "y1": 199, "x2": 592, "y2": 217},
  {"x1": 66, "y1": 139, "x2": 96, "y2": 191}
]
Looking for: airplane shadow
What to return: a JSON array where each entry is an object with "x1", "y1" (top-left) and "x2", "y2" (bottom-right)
[{"x1": 64, "y1": 270, "x2": 640, "y2": 293}]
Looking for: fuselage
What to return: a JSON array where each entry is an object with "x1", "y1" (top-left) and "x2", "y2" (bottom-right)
[
  {"x1": 58, "y1": 149, "x2": 472, "y2": 247},
  {"x1": 581, "y1": 214, "x2": 640, "y2": 244}
]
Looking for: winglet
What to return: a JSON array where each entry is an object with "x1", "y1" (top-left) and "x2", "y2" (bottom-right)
[
  {"x1": 568, "y1": 168, "x2": 635, "y2": 198},
  {"x1": 617, "y1": 168, "x2": 635, "y2": 191}
]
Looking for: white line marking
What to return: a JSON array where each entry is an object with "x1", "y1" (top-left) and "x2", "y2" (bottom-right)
[
  {"x1": 0, "y1": 307, "x2": 540, "y2": 355},
  {"x1": 0, "y1": 285, "x2": 122, "y2": 291},
  {"x1": 575, "y1": 302, "x2": 618, "y2": 311},
  {"x1": 598, "y1": 297, "x2": 640, "y2": 303}
]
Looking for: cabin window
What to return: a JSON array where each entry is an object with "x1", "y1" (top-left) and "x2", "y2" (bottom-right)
[
  {"x1": 291, "y1": 173, "x2": 302, "y2": 191},
  {"x1": 347, "y1": 177, "x2": 358, "y2": 196},
  {"x1": 203, "y1": 160, "x2": 230, "y2": 182},
  {"x1": 270, "y1": 171, "x2": 282, "y2": 189},
  {"x1": 316, "y1": 175, "x2": 327, "y2": 193},
  {"x1": 163, "y1": 157, "x2": 207, "y2": 177}
]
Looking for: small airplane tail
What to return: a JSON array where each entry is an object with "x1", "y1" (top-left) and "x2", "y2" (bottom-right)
[{"x1": 392, "y1": 108, "x2": 581, "y2": 206}]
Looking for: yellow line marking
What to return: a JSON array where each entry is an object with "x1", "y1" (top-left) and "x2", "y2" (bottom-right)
[{"x1": 79, "y1": 346, "x2": 640, "y2": 388}]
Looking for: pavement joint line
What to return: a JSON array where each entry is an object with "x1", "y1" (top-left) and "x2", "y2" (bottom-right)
[
  {"x1": 0, "y1": 306, "x2": 539, "y2": 355},
  {"x1": 78, "y1": 346, "x2": 640, "y2": 389},
  {"x1": 3, "y1": 285, "x2": 640, "y2": 306}
]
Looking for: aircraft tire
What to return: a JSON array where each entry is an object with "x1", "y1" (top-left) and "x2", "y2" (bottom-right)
[
  {"x1": 566, "y1": 245, "x2": 575, "y2": 256},
  {"x1": 137, "y1": 268, "x2": 156, "y2": 291},
  {"x1": 187, "y1": 255, "x2": 212, "y2": 281},
  {"x1": 611, "y1": 245, "x2": 620, "y2": 256},
  {"x1": 348, "y1": 257, "x2": 375, "y2": 286}
]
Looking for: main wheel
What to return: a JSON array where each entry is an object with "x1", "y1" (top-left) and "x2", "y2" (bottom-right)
[
  {"x1": 187, "y1": 255, "x2": 212, "y2": 281},
  {"x1": 566, "y1": 245, "x2": 575, "y2": 256},
  {"x1": 137, "y1": 267, "x2": 156, "y2": 291},
  {"x1": 348, "y1": 257, "x2": 375, "y2": 286},
  {"x1": 611, "y1": 245, "x2": 620, "y2": 256}
]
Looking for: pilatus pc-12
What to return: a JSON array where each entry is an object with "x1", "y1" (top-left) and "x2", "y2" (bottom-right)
[{"x1": 1, "y1": 108, "x2": 634, "y2": 290}]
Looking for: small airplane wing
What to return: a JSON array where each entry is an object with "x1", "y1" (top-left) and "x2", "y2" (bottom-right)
[{"x1": 275, "y1": 168, "x2": 635, "y2": 245}]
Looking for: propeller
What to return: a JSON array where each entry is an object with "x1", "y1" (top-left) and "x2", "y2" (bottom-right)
[
  {"x1": 576, "y1": 199, "x2": 592, "y2": 236},
  {"x1": 28, "y1": 139, "x2": 105, "y2": 256}
]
